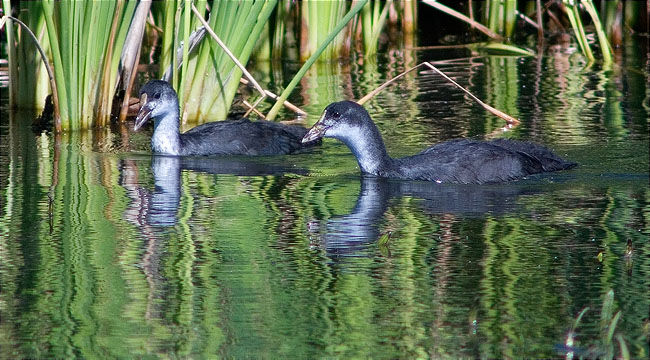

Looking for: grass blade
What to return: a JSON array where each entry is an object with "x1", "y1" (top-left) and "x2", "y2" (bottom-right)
[
  {"x1": 267, "y1": 0, "x2": 369, "y2": 120},
  {"x1": 607, "y1": 311, "x2": 621, "y2": 343},
  {"x1": 504, "y1": 0, "x2": 516, "y2": 38},
  {"x1": 563, "y1": 0, "x2": 595, "y2": 62},
  {"x1": 616, "y1": 334, "x2": 630, "y2": 360},
  {"x1": 191, "y1": 3, "x2": 265, "y2": 98},
  {"x1": 581, "y1": 0, "x2": 613, "y2": 64},
  {"x1": 43, "y1": 0, "x2": 69, "y2": 131},
  {"x1": 366, "y1": 0, "x2": 392, "y2": 55},
  {"x1": 481, "y1": 42, "x2": 535, "y2": 56},
  {"x1": 4, "y1": 15, "x2": 60, "y2": 127}
]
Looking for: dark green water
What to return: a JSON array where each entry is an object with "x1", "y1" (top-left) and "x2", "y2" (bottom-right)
[{"x1": 1, "y1": 45, "x2": 649, "y2": 358}]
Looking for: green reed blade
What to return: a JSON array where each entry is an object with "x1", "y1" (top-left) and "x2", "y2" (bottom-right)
[
  {"x1": 179, "y1": 0, "x2": 191, "y2": 104},
  {"x1": 162, "y1": 0, "x2": 277, "y2": 122},
  {"x1": 267, "y1": 0, "x2": 368, "y2": 120},
  {"x1": 43, "y1": 1, "x2": 69, "y2": 129},
  {"x1": 183, "y1": 2, "x2": 214, "y2": 113},
  {"x1": 581, "y1": 0, "x2": 613, "y2": 64},
  {"x1": 159, "y1": 0, "x2": 177, "y2": 79},
  {"x1": 504, "y1": 0, "x2": 516, "y2": 39},
  {"x1": 208, "y1": 0, "x2": 277, "y2": 118},
  {"x1": 563, "y1": 0, "x2": 595, "y2": 62},
  {"x1": 487, "y1": 0, "x2": 500, "y2": 33},
  {"x1": 361, "y1": 1, "x2": 373, "y2": 53},
  {"x1": 3, "y1": 0, "x2": 18, "y2": 108},
  {"x1": 616, "y1": 334, "x2": 630, "y2": 360},
  {"x1": 481, "y1": 42, "x2": 535, "y2": 56},
  {"x1": 10, "y1": 2, "x2": 52, "y2": 110},
  {"x1": 366, "y1": 0, "x2": 392, "y2": 55}
]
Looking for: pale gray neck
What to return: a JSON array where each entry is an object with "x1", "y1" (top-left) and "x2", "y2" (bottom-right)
[
  {"x1": 151, "y1": 106, "x2": 181, "y2": 155},
  {"x1": 322, "y1": 177, "x2": 389, "y2": 254},
  {"x1": 332, "y1": 123, "x2": 392, "y2": 175}
]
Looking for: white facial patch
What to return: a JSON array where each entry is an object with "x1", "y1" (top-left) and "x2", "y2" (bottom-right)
[{"x1": 324, "y1": 122, "x2": 356, "y2": 140}]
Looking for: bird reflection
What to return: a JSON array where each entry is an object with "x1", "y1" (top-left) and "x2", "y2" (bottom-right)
[
  {"x1": 120, "y1": 155, "x2": 312, "y2": 320},
  {"x1": 125, "y1": 154, "x2": 545, "y2": 257},
  {"x1": 315, "y1": 176, "x2": 391, "y2": 256},
  {"x1": 148, "y1": 156, "x2": 181, "y2": 226},
  {"x1": 312, "y1": 175, "x2": 535, "y2": 257},
  {"x1": 129, "y1": 155, "x2": 310, "y2": 227}
]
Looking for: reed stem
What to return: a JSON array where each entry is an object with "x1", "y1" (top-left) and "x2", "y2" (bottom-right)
[{"x1": 267, "y1": 0, "x2": 369, "y2": 120}]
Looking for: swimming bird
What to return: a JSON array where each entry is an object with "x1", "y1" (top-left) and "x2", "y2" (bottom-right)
[
  {"x1": 302, "y1": 101, "x2": 576, "y2": 184},
  {"x1": 134, "y1": 80, "x2": 319, "y2": 156}
]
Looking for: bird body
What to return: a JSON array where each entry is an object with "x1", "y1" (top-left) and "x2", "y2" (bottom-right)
[
  {"x1": 135, "y1": 80, "x2": 318, "y2": 156},
  {"x1": 302, "y1": 101, "x2": 576, "y2": 184}
]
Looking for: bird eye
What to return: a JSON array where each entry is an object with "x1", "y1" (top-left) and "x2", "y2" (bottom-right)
[
  {"x1": 153, "y1": 92, "x2": 161, "y2": 99},
  {"x1": 331, "y1": 111, "x2": 340, "y2": 118}
]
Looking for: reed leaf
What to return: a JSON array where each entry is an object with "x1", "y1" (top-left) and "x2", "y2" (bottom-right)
[
  {"x1": 503, "y1": 0, "x2": 517, "y2": 38},
  {"x1": 158, "y1": 0, "x2": 177, "y2": 80},
  {"x1": 267, "y1": 0, "x2": 369, "y2": 120},
  {"x1": 7, "y1": 3, "x2": 51, "y2": 110},
  {"x1": 487, "y1": 0, "x2": 501, "y2": 34},
  {"x1": 180, "y1": 0, "x2": 192, "y2": 103},
  {"x1": 272, "y1": 1, "x2": 290, "y2": 58},
  {"x1": 38, "y1": 1, "x2": 137, "y2": 131},
  {"x1": 363, "y1": 0, "x2": 392, "y2": 55},
  {"x1": 480, "y1": 42, "x2": 535, "y2": 56},
  {"x1": 2, "y1": 0, "x2": 18, "y2": 108},
  {"x1": 581, "y1": 0, "x2": 613, "y2": 64},
  {"x1": 616, "y1": 334, "x2": 630, "y2": 360},
  {"x1": 3, "y1": 15, "x2": 59, "y2": 127},
  {"x1": 563, "y1": 0, "x2": 595, "y2": 62},
  {"x1": 300, "y1": 0, "x2": 348, "y2": 61},
  {"x1": 157, "y1": 0, "x2": 277, "y2": 125}
]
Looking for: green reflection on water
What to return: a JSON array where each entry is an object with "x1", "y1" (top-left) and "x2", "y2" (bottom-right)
[{"x1": 1, "y1": 46, "x2": 649, "y2": 358}]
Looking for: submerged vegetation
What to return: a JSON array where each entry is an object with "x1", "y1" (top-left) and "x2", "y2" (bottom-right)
[
  {"x1": 0, "y1": 0, "x2": 647, "y2": 130},
  {"x1": 565, "y1": 290, "x2": 631, "y2": 359}
]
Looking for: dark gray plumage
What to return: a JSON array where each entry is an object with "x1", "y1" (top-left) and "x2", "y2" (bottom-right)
[
  {"x1": 134, "y1": 80, "x2": 319, "y2": 156},
  {"x1": 302, "y1": 101, "x2": 576, "y2": 184}
]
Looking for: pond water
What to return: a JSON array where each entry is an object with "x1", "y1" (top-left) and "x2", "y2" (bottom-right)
[{"x1": 1, "y1": 41, "x2": 649, "y2": 358}]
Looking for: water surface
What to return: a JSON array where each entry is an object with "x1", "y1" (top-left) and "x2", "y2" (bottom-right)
[{"x1": 1, "y1": 44, "x2": 649, "y2": 358}]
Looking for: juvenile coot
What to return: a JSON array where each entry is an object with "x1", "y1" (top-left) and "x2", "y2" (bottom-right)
[
  {"x1": 302, "y1": 101, "x2": 576, "y2": 184},
  {"x1": 134, "y1": 80, "x2": 319, "y2": 156}
]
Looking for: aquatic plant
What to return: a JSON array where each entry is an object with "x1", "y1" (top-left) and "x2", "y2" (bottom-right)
[
  {"x1": 151, "y1": 0, "x2": 278, "y2": 125},
  {"x1": 3, "y1": 0, "x2": 643, "y2": 133},
  {"x1": 360, "y1": 0, "x2": 393, "y2": 56},
  {"x1": 266, "y1": 0, "x2": 369, "y2": 120},
  {"x1": 1, "y1": 0, "x2": 377, "y2": 130},
  {"x1": 299, "y1": 0, "x2": 348, "y2": 61},
  {"x1": 564, "y1": 290, "x2": 631, "y2": 360},
  {"x1": 1, "y1": 1, "x2": 151, "y2": 131},
  {"x1": 422, "y1": 0, "x2": 616, "y2": 61},
  {"x1": 42, "y1": 1, "x2": 139, "y2": 131},
  {"x1": 2, "y1": 2, "x2": 50, "y2": 110}
]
